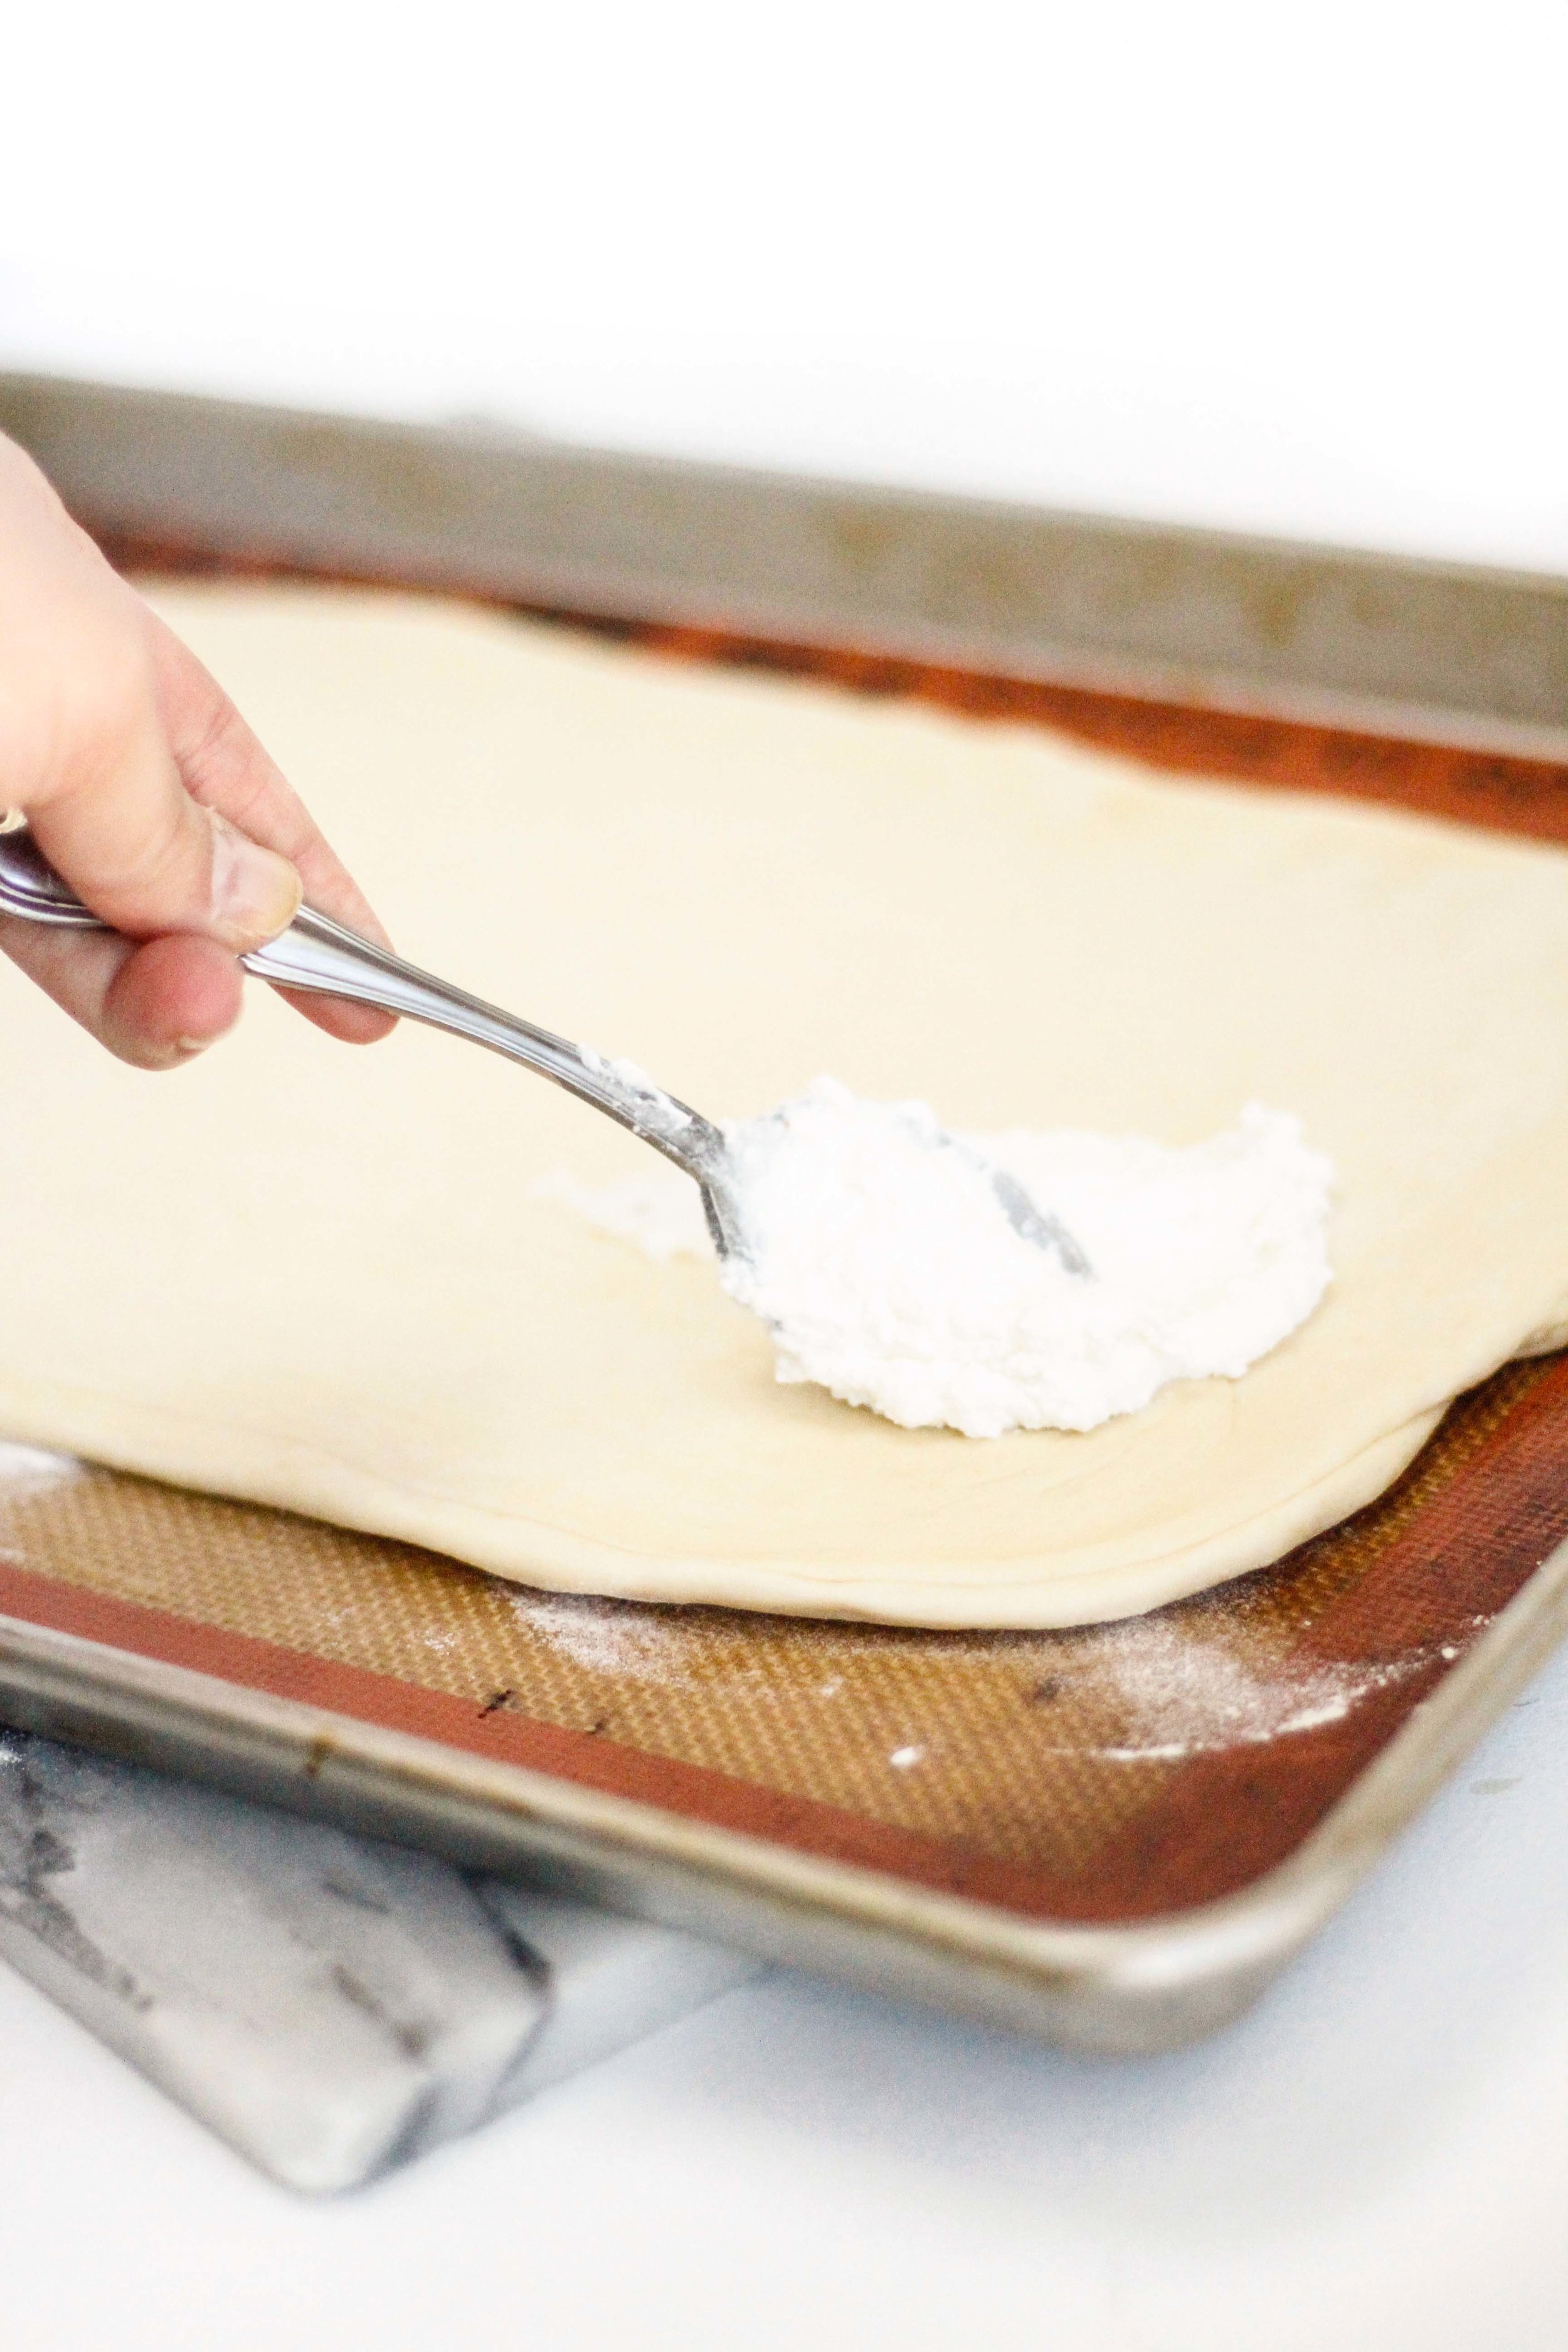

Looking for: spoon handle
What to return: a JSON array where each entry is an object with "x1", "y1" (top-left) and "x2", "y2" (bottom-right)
[{"x1": 0, "y1": 822, "x2": 717, "y2": 1173}]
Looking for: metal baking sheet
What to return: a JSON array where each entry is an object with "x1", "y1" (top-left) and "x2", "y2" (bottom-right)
[
  {"x1": 3, "y1": 369, "x2": 1566, "y2": 760},
  {"x1": 0, "y1": 374, "x2": 1565, "y2": 2053}
]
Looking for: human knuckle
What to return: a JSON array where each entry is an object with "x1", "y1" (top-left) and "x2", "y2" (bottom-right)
[{"x1": 181, "y1": 689, "x2": 250, "y2": 782}]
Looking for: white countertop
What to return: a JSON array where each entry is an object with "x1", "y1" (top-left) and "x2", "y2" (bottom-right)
[
  {"x1": 4, "y1": 1646, "x2": 1566, "y2": 2350},
  {"x1": 3, "y1": 6, "x2": 1566, "y2": 2341}
]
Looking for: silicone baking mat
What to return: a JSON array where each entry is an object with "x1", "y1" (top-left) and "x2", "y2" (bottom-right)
[{"x1": 2, "y1": 563, "x2": 1566, "y2": 1931}]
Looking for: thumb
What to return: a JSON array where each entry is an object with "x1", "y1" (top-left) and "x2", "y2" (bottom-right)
[{"x1": 24, "y1": 691, "x2": 302, "y2": 952}]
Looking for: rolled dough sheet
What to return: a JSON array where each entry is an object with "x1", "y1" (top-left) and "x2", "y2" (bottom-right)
[{"x1": 2, "y1": 582, "x2": 1567, "y2": 1629}]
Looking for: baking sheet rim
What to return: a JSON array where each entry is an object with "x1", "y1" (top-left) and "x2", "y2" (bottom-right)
[{"x1": 3, "y1": 1526, "x2": 1565, "y2": 2052}]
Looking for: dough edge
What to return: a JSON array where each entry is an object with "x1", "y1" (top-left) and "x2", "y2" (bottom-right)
[{"x1": 0, "y1": 1374, "x2": 1443, "y2": 1629}]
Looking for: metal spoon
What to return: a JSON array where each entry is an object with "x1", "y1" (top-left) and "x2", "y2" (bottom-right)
[{"x1": 0, "y1": 822, "x2": 1088, "y2": 1275}]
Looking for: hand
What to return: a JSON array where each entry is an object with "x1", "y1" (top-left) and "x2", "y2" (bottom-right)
[{"x1": 0, "y1": 430, "x2": 395, "y2": 1067}]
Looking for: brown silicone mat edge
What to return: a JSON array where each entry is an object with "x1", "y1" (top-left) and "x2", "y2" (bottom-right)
[
  {"x1": 3, "y1": 1355, "x2": 1568, "y2": 1931},
  {"x1": 5, "y1": 1522, "x2": 1568, "y2": 2054}
]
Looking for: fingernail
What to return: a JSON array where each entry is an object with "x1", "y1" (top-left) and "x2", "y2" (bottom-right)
[
  {"x1": 171, "y1": 1010, "x2": 239, "y2": 1059},
  {"x1": 208, "y1": 812, "x2": 302, "y2": 951}
]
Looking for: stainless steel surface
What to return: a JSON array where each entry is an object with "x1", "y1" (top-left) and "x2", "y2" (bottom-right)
[
  {"x1": 3, "y1": 372, "x2": 1565, "y2": 759},
  {"x1": 4, "y1": 1530, "x2": 1567, "y2": 2055}
]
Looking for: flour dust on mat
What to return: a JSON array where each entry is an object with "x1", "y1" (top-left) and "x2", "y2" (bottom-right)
[
  {"x1": 536, "y1": 1078, "x2": 1335, "y2": 1438},
  {"x1": 0, "y1": 1442, "x2": 83, "y2": 1496},
  {"x1": 1067, "y1": 1614, "x2": 1453, "y2": 1764}
]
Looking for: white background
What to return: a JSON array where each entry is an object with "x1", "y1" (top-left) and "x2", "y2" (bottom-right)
[
  {"x1": 2, "y1": 0, "x2": 1565, "y2": 569},
  {"x1": 3, "y1": 5, "x2": 1567, "y2": 2345}
]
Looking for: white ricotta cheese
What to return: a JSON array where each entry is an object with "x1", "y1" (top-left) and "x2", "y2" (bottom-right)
[{"x1": 538, "y1": 1077, "x2": 1334, "y2": 1439}]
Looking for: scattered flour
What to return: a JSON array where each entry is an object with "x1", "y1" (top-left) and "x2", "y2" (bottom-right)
[
  {"x1": 538, "y1": 1076, "x2": 1334, "y2": 1439},
  {"x1": 507, "y1": 1587, "x2": 715, "y2": 1685},
  {"x1": 1073, "y1": 1618, "x2": 1438, "y2": 1762},
  {"x1": 501, "y1": 1584, "x2": 1468, "y2": 1765},
  {"x1": 0, "y1": 1441, "x2": 83, "y2": 1496},
  {"x1": 529, "y1": 1167, "x2": 708, "y2": 1265}
]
